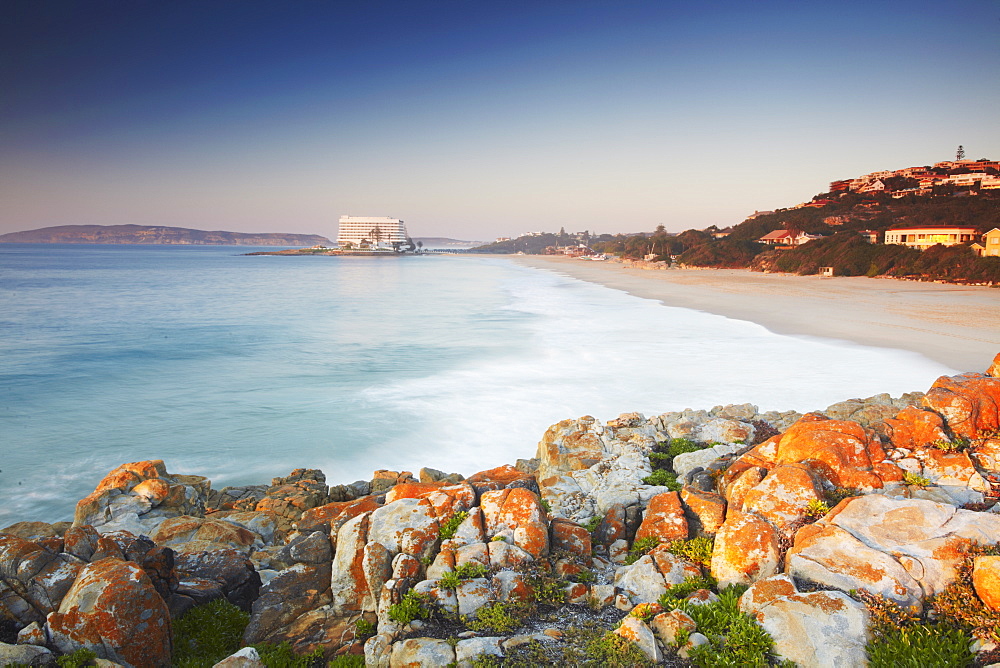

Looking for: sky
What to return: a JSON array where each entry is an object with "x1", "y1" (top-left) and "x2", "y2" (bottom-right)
[{"x1": 2, "y1": 0, "x2": 999, "y2": 241}]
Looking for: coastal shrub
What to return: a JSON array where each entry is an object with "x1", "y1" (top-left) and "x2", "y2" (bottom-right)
[
  {"x1": 387, "y1": 590, "x2": 432, "y2": 625},
  {"x1": 672, "y1": 585, "x2": 778, "y2": 667},
  {"x1": 584, "y1": 632, "x2": 656, "y2": 667},
  {"x1": 658, "y1": 575, "x2": 718, "y2": 608},
  {"x1": 467, "y1": 600, "x2": 529, "y2": 634},
  {"x1": 574, "y1": 568, "x2": 597, "y2": 584},
  {"x1": 438, "y1": 510, "x2": 469, "y2": 540},
  {"x1": 867, "y1": 625, "x2": 974, "y2": 668},
  {"x1": 172, "y1": 597, "x2": 250, "y2": 668},
  {"x1": 56, "y1": 648, "x2": 98, "y2": 668},
  {"x1": 666, "y1": 536, "x2": 714, "y2": 568},
  {"x1": 927, "y1": 543, "x2": 1000, "y2": 643},
  {"x1": 624, "y1": 537, "x2": 660, "y2": 565},
  {"x1": 903, "y1": 471, "x2": 932, "y2": 487},
  {"x1": 327, "y1": 655, "x2": 366, "y2": 668},
  {"x1": 252, "y1": 641, "x2": 326, "y2": 668},
  {"x1": 455, "y1": 561, "x2": 489, "y2": 579},
  {"x1": 641, "y1": 468, "x2": 680, "y2": 490},
  {"x1": 584, "y1": 514, "x2": 604, "y2": 535},
  {"x1": 438, "y1": 570, "x2": 462, "y2": 590},
  {"x1": 354, "y1": 618, "x2": 376, "y2": 637}
]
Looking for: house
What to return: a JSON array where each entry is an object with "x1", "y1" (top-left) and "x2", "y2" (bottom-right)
[
  {"x1": 883, "y1": 226, "x2": 978, "y2": 250},
  {"x1": 977, "y1": 228, "x2": 1000, "y2": 257},
  {"x1": 859, "y1": 230, "x2": 879, "y2": 244},
  {"x1": 758, "y1": 230, "x2": 823, "y2": 246}
]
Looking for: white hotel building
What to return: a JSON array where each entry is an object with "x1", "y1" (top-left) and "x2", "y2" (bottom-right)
[{"x1": 336, "y1": 216, "x2": 409, "y2": 249}]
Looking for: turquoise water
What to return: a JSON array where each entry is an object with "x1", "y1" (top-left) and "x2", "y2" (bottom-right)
[{"x1": 0, "y1": 245, "x2": 952, "y2": 524}]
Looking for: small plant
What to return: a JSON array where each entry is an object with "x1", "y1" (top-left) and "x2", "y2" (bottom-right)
[
  {"x1": 574, "y1": 568, "x2": 596, "y2": 584},
  {"x1": 804, "y1": 498, "x2": 831, "y2": 520},
  {"x1": 624, "y1": 536, "x2": 661, "y2": 566},
  {"x1": 387, "y1": 590, "x2": 432, "y2": 625},
  {"x1": 438, "y1": 570, "x2": 462, "y2": 590},
  {"x1": 665, "y1": 437, "x2": 704, "y2": 458},
  {"x1": 540, "y1": 498, "x2": 552, "y2": 513},
  {"x1": 825, "y1": 486, "x2": 862, "y2": 505},
  {"x1": 930, "y1": 437, "x2": 968, "y2": 452},
  {"x1": 584, "y1": 631, "x2": 656, "y2": 667},
  {"x1": 252, "y1": 642, "x2": 326, "y2": 667},
  {"x1": 867, "y1": 624, "x2": 974, "y2": 668},
  {"x1": 903, "y1": 471, "x2": 932, "y2": 487},
  {"x1": 328, "y1": 655, "x2": 366, "y2": 667},
  {"x1": 641, "y1": 468, "x2": 681, "y2": 490},
  {"x1": 56, "y1": 648, "x2": 98, "y2": 668},
  {"x1": 467, "y1": 600, "x2": 528, "y2": 634},
  {"x1": 172, "y1": 598, "x2": 250, "y2": 668},
  {"x1": 455, "y1": 561, "x2": 489, "y2": 579},
  {"x1": 666, "y1": 536, "x2": 714, "y2": 568},
  {"x1": 491, "y1": 535, "x2": 506, "y2": 542},
  {"x1": 584, "y1": 514, "x2": 604, "y2": 535},
  {"x1": 438, "y1": 510, "x2": 469, "y2": 540},
  {"x1": 354, "y1": 618, "x2": 376, "y2": 637}
]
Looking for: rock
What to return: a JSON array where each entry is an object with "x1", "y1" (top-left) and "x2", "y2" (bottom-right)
[
  {"x1": 971, "y1": 437, "x2": 1000, "y2": 476},
  {"x1": 389, "y1": 637, "x2": 456, "y2": 667},
  {"x1": 725, "y1": 414, "x2": 902, "y2": 492},
  {"x1": 214, "y1": 646, "x2": 266, "y2": 667},
  {"x1": 213, "y1": 511, "x2": 284, "y2": 546},
  {"x1": 672, "y1": 443, "x2": 744, "y2": 483},
  {"x1": 255, "y1": 469, "x2": 329, "y2": 524},
  {"x1": 723, "y1": 466, "x2": 766, "y2": 511},
  {"x1": 883, "y1": 406, "x2": 950, "y2": 450},
  {"x1": 923, "y1": 373, "x2": 1000, "y2": 438},
  {"x1": 295, "y1": 496, "x2": 384, "y2": 542},
  {"x1": 454, "y1": 578, "x2": 493, "y2": 617},
  {"x1": 536, "y1": 416, "x2": 607, "y2": 492},
  {"x1": 592, "y1": 503, "x2": 627, "y2": 546},
  {"x1": 739, "y1": 574, "x2": 869, "y2": 668},
  {"x1": 974, "y1": 556, "x2": 1000, "y2": 612},
  {"x1": 63, "y1": 524, "x2": 101, "y2": 561},
  {"x1": 710, "y1": 509, "x2": 781, "y2": 588},
  {"x1": 465, "y1": 465, "x2": 537, "y2": 495},
  {"x1": 73, "y1": 461, "x2": 208, "y2": 534},
  {"x1": 0, "y1": 533, "x2": 84, "y2": 625},
  {"x1": 329, "y1": 512, "x2": 375, "y2": 614},
  {"x1": 549, "y1": 518, "x2": 592, "y2": 556},
  {"x1": 391, "y1": 553, "x2": 422, "y2": 581},
  {"x1": 485, "y1": 540, "x2": 534, "y2": 570},
  {"x1": 492, "y1": 570, "x2": 533, "y2": 603},
  {"x1": 152, "y1": 516, "x2": 260, "y2": 554},
  {"x1": 47, "y1": 558, "x2": 172, "y2": 667},
  {"x1": 650, "y1": 609, "x2": 696, "y2": 646},
  {"x1": 988, "y1": 352, "x2": 1000, "y2": 378},
  {"x1": 680, "y1": 488, "x2": 726, "y2": 535},
  {"x1": 480, "y1": 488, "x2": 549, "y2": 558},
  {"x1": 365, "y1": 633, "x2": 393, "y2": 668},
  {"x1": 0, "y1": 641, "x2": 55, "y2": 666},
  {"x1": 242, "y1": 562, "x2": 332, "y2": 644},
  {"x1": 613, "y1": 552, "x2": 701, "y2": 605},
  {"x1": 367, "y1": 497, "x2": 441, "y2": 561},
  {"x1": 258, "y1": 607, "x2": 367, "y2": 658},
  {"x1": 742, "y1": 464, "x2": 824, "y2": 538},
  {"x1": 455, "y1": 636, "x2": 503, "y2": 667},
  {"x1": 613, "y1": 616, "x2": 662, "y2": 662},
  {"x1": 419, "y1": 467, "x2": 464, "y2": 484},
  {"x1": 634, "y1": 492, "x2": 688, "y2": 544},
  {"x1": 174, "y1": 549, "x2": 261, "y2": 612},
  {"x1": 0, "y1": 521, "x2": 59, "y2": 543}
]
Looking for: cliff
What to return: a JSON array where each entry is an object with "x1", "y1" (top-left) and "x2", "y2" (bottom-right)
[
  {"x1": 0, "y1": 224, "x2": 331, "y2": 246},
  {"x1": 2, "y1": 354, "x2": 1000, "y2": 666}
]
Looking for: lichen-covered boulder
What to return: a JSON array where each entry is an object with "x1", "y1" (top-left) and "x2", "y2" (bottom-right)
[
  {"x1": 882, "y1": 406, "x2": 950, "y2": 450},
  {"x1": 710, "y1": 509, "x2": 781, "y2": 587},
  {"x1": 254, "y1": 469, "x2": 329, "y2": 524},
  {"x1": 73, "y1": 460, "x2": 209, "y2": 534},
  {"x1": 741, "y1": 464, "x2": 824, "y2": 538},
  {"x1": 740, "y1": 574, "x2": 869, "y2": 668},
  {"x1": 613, "y1": 551, "x2": 701, "y2": 605},
  {"x1": 47, "y1": 558, "x2": 172, "y2": 667},
  {"x1": 174, "y1": 548, "x2": 261, "y2": 612},
  {"x1": 973, "y1": 555, "x2": 1000, "y2": 612},
  {"x1": 367, "y1": 497, "x2": 441, "y2": 561},
  {"x1": 614, "y1": 616, "x2": 662, "y2": 662},
  {"x1": 242, "y1": 561, "x2": 332, "y2": 645},
  {"x1": 329, "y1": 512, "x2": 375, "y2": 614},
  {"x1": 152, "y1": 516, "x2": 260, "y2": 554},
  {"x1": 465, "y1": 465, "x2": 537, "y2": 495},
  {"x1": 549, "y1": 518, "x2": 592, "y2": 557},
  {"x1": 680, "y1": 488, "x2": 726, "y2": 535},
  {"x1": 634, "y1": 492, "x2": 688, "y2": 543},
  {"x1": 390, "y1": 637, "x2": 456, "y2": 667},
  {"x1": 0, "y1": 533, "x2": 84, "y2": 625},
  {"x1": 922, "y1": 373, "x2": 1000, "y2": 438},
  {"x1": 480, "y1": 488, "x2": 549, "y2": 558},
  {"x1": 295, "y1": 495, "x2": 384, "y2": 547}
]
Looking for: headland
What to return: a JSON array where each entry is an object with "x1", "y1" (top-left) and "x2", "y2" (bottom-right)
[{"x1": 512, "y1": 254, "x2": 1000, "y2": 372}]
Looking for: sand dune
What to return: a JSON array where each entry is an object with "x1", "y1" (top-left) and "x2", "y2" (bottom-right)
[{"x1": 512, "y1": 255, "x2": 1000, "y2": 373}]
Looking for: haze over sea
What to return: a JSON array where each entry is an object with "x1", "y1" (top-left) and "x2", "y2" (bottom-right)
[{"x1": 0, "y1": 245, "x2": 953, "y2": 525}]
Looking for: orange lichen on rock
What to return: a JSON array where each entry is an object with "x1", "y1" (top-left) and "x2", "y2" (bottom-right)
[
  {"x1": 480, "y1": 488, "x2": 549, "y2": 558},
  {"x1": 922, "y1": 373, "x2": 1000, "y2": 438},
  {"x1": 635, "y1": 492, "x2": 689, "y2": 544},
  {"x1": 882, "y1": 406, "x2": 950, "y2": 450}
]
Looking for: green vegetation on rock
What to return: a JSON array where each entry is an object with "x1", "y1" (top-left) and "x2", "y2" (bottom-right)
[{"x1": 172, "y1": 598, "x2": 250, "y2": 668}]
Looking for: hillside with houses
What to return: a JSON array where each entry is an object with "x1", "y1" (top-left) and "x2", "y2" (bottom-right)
[{"x1": 476, "y1": 156, "x2": 1000, "y2": 284}]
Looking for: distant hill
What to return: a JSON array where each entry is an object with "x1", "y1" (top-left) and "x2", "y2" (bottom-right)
[{"x1": 0, "y1": 224, "x2": 331, "y2": 246}]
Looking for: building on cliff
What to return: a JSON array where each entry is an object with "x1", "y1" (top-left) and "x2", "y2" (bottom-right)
[
  {"x1": 336, "y1": 216, "x2": 409, "y2": 250},
  {"x1": 883, "y1": 226, "x2": 978, "y2": 250}
]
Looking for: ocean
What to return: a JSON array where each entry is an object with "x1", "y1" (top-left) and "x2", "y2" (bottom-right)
[{"x1": 0, "y1": 244, "x2": 954, "y2": 525}]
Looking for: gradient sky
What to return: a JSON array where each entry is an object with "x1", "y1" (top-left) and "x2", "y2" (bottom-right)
[{"x1": 2, "y1": 0, "x2": 998, "y2": 240}]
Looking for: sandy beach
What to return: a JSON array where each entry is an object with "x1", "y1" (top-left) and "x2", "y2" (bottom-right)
[{"x1": 511, "y1": 255, "x2": 1000, "y2": 373}]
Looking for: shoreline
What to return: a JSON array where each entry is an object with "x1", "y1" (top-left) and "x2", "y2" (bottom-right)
[{"x1": 510, "y1": 255, "x2": 1000, "y2": 373}]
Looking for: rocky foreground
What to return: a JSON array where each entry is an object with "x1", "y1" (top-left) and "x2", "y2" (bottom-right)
[{"x1": 3, "y1": 358, "x2": 1000, "y2": 667}]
